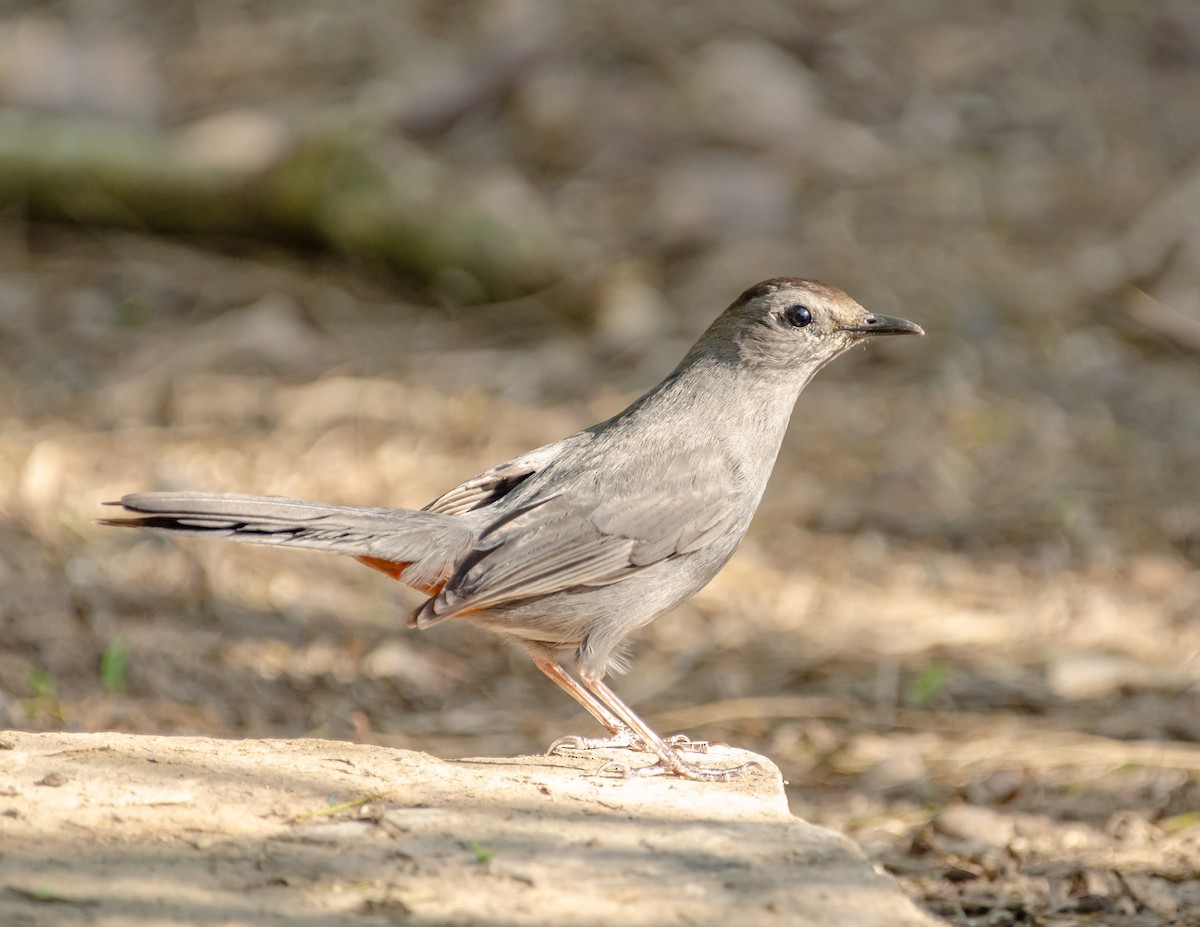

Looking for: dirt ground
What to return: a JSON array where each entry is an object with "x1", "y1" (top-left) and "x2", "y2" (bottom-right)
[{"x1": 2, "y1": 3, "x2": 1200, "y2": 925}]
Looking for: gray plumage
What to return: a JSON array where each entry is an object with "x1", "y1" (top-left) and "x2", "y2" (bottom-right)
[{"x1": 105, "y1": 277, "x2": 922, "y2": 779}]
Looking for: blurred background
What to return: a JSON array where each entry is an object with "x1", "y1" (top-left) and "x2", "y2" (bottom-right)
[{"x1": 1, "y1": 1, "x2": 1198, "y2": 922}]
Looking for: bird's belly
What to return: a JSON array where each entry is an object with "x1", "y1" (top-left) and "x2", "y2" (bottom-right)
[{"x1": 460, "y1": 546, "x2": 733, "y2": 653}]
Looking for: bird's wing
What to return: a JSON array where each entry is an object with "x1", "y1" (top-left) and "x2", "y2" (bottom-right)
[
  {"x1": 423, "y1": 440, "x2": 572, "y2": 515},
  {"x1": 413, "y1": 444, "x2": 740, "y2": 624}
]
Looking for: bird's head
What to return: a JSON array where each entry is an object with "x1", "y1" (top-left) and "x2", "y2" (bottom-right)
[{"x1": 696, "y1": 277, "x2": 923, "y2": 374}]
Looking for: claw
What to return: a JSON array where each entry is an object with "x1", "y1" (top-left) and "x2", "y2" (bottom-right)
[
  {"x1": 598, "y1": 760, "x2": 637, "y2": 777},
  {"x1": 599, "y1": 756, "x2": 763, "y2": 781},
  {"x1": 551, "y1": 731, "x2": 720, "y2": 757},
  {"x1": 547, "y1": 733, "x2": 640, "y2": 755},
  {"x1": 662, "y1": 734, "x2": 730, "y2": 754}
]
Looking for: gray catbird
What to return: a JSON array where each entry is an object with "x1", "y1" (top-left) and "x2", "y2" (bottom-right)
[{"x1": 104, "y1": 278, "x2": 922, "y2": 779}]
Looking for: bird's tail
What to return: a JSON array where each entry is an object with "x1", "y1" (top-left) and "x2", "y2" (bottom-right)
[{"x1": 102, "y1": 492, "x2": 472, "y2": 595}]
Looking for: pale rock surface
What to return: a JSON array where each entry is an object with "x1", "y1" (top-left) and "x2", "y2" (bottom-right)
[{"x1": 0, "y1": 731, "x2": 939, "y2": 926}]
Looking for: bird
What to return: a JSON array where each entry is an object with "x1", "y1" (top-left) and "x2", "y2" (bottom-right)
[{"x1": 103, "y1": 277, "x2": 922, "y2": 780}]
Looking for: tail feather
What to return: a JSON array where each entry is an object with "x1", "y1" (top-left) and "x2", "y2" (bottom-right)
[{"x1": 102, "y1": 492, "x2": 473, "y2": 574}]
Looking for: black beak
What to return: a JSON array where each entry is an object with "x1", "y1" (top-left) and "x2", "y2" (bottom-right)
[{"x1": 843, "y1": 313, "x2": 924, "y2": 337}]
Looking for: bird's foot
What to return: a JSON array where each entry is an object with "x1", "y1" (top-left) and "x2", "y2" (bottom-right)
[
  {"x1": 548, "y1": 731, "x2": 719, "y2": 756},
  {"x1": 547, "y1": 732, "x2": 639, "y2": 754},
  {"x1": 599, "y1": 754, "x2": 763, "y2": 782}
]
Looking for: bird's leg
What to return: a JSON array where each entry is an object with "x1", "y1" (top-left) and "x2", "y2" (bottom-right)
[
  {"x1": 534, "y1": 659, "x2": 717, "y2": 756},
  {"x1": 533, "y1": 658, "x2": 642, "y2": 752},
  {"x1": 577, "y1": 669, "x2": 761, "y2": 782}
]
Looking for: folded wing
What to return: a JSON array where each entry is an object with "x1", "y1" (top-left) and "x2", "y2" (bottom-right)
[{"x1": 412, "y1": 445, "x2": 740, "y2": 625}]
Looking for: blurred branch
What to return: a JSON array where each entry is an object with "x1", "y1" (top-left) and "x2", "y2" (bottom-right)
[
  {"x1": 1123, "y1": 287, "x2": 1200, "y2": 353},
  {"x1": 1076, "y1": 152, "x2": 1200, "y2": 349},
  {"x1": 1118, "y1": 153, "x2": 1200, "y2": 282},
  {"x1": 0, "y1": 109, "x2": 565, "y2": 300}
]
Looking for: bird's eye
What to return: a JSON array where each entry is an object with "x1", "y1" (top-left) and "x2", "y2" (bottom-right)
[{"x1": 784, "y1": 304, "x2": 813, "y2": 328}]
